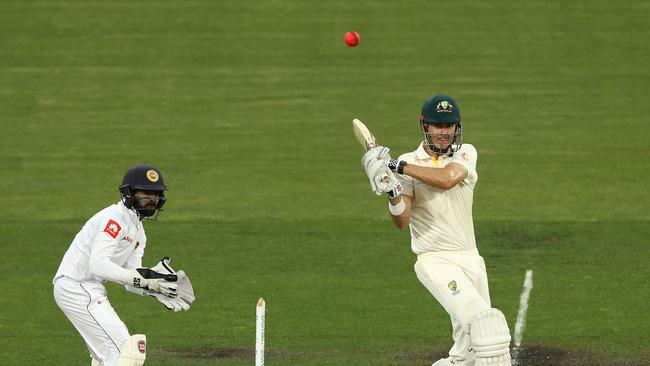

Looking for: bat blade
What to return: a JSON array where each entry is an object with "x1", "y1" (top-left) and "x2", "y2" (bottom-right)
[
  {"x1": 352, "y1": 118, "x2": 378, "y2": 151},
  {"x1": 353, "y1": 118, "x2": 390, "y2": 184}
]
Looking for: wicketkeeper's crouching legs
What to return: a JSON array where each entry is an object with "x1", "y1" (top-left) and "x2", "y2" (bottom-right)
[
  {"x1": 90, "y1": 335, "x2": 147, "y2": 366},
  {"x1": 54, "y1": 278, "x2": 130, "y2": 365},
  {"x1": 54, "y1": 278, "x2": 148, "y2": 366}
]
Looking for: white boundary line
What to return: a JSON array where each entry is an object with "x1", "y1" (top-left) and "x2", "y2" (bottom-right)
[{"x1": 512, "y1": 270, "x2": 533, "y2": 366}]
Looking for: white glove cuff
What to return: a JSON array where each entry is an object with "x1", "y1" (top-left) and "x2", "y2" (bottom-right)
[{"x1": 388, "y1": 198, "x2": 406, "y2": 216}]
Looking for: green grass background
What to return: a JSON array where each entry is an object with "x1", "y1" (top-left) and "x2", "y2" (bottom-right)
[{"x1": 1, "y1": 0, "x2": 649, "y2": 365}]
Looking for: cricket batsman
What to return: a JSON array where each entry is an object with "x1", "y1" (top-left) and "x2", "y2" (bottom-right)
[
  {"x1": 361, "y1": 95, "x2": 512, "y2": 366},
  {"x1": 52, "y1": 164, "x2": 195, "y2": 366}
]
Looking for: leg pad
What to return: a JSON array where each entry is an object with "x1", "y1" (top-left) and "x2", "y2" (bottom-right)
[
  {"x1": 116, "y1": 334, "x2": 147, "y2": 366},
  {"x1": 470, "y1": 309, "x2": 511, "y2": 366}
]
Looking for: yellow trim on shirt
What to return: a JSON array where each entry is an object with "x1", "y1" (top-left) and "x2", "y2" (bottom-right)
[{"x1": 431, "y1": 156, "x2": 439, "y2": 167}]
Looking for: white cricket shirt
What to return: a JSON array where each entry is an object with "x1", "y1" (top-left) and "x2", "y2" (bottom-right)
[
  {"x1": 53, "y1": 201, "x2": 146, "y2": 284},
  {"x1": 397, "y1": 143, "x2": 479, "y2": 254}
]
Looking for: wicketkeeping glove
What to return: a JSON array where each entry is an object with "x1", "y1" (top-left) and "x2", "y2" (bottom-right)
[
  {"x1": 129, "y1": 268, "x2": 178, "y2": 298},
  {"x1": 150, "y1": 257, "x2": 196, "y2": 306},
  {"x1": 147, "y1": 290, "x2": 190, "y2": 312}
]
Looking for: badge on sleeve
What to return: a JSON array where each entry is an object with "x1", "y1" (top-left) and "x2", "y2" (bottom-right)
[{"x1": 103, "y1": 219, "x2": 122, "y2": 239}]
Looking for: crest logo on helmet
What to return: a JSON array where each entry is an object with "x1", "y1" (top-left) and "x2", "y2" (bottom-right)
[
  {"x1": 436, "y1": 101, "x2": 453, "y2": 112},
  {"x1": 146, "y1": 170, "x2": 159, "y2": 182}
]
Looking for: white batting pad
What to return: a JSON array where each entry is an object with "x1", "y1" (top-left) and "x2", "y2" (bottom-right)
[{"x1": 470, "y1": 308, "x2": 512, "y2": 366}]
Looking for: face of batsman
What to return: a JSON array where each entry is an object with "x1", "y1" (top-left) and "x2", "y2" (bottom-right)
[
  {"x1": 119, "y1": 164, "x2": 168, "y2": 220},
  {"x1": 419, "y1": 94, "x2": 463, "y2": 156},
  {"x1": 422, "y1": 123, "x2": 461, "y2": 153}
]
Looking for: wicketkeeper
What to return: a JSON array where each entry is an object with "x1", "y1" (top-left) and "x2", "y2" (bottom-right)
[
  {"x1": 361, "y1": 95, "x2": 512, "y2": 366},
  {"x1": 52, "y1": 164, "x2": 195, "y2": 366}
]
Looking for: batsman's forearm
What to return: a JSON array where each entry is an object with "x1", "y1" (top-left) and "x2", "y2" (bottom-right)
[
  {"x1": 390, "y1": 213, "x2": 410, "y2": 230},
  {"x1": 403, "y1": 164, "x2": 457, "y2": 190},
  {"x1": 388, "y1": 196, "x2": 410, "y2": 230},
  {"x1": 388, "y1": 195, "x2": 402, "y2": 206}
]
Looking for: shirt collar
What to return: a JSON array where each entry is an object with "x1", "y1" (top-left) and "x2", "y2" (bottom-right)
[
  {"x1": 414, "y1": 143, "x2": 432, "y2": 161},
  {"x1": 118, "y1": 200, "x2": 140, "y2": 222},
  {"x1": 413, "y1": 143, "x2": 457, "y2": 161}
]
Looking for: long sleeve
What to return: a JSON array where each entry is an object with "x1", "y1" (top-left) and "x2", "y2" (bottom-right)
[
  {"x1": 124, "y1": 241, "x2": 146, "y2": 295},
  {"x1": 87, "y1": 217, "x2": 133, "y2": 284}
]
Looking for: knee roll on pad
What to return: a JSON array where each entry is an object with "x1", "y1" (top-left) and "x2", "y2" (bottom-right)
[
  {"x1": 470, "y1": 309, "x2": 512, "y2": 366},
  {"x1": 116, "y1": 334, "x2": 147, "y2": 366}
]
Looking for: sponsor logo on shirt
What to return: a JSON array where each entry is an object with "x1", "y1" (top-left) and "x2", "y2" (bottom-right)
[
  {"x1": 103, "y1": 219, "x2": 122, "y2": 239},
  {"x1": 121, "y1": 236, "x2": 141, "y2": 249}
]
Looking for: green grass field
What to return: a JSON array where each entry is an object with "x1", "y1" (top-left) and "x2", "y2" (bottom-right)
[{"x1": 1, "y1": 0, "x2": 649, "y2": 365}]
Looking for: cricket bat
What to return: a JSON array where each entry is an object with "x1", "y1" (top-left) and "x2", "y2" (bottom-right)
[
  {"x1": 352, "y1": 118, "x2": 379, "y2": 151},
  {"x1": 353, "y1": 118, "x2": 390, "y2": 182}
]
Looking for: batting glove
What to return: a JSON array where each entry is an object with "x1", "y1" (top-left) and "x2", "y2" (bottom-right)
[
  {"x1": 361, "y1": 146, "x2": 390, "y2": 173},
  {"x1": 387, "y1": 181, "x2": 402, "y2": 198},
  {"x1": 387, "y1": 159, "x2": 408, "y2": 174}
]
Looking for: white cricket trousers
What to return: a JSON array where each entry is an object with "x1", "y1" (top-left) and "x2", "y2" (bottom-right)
[
  {"x1": 414, "y1": 249, "x2": 491, "y2": 363},
  {"x1": 53, "y1": 277, "x2": 130, "y2": 366}
]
